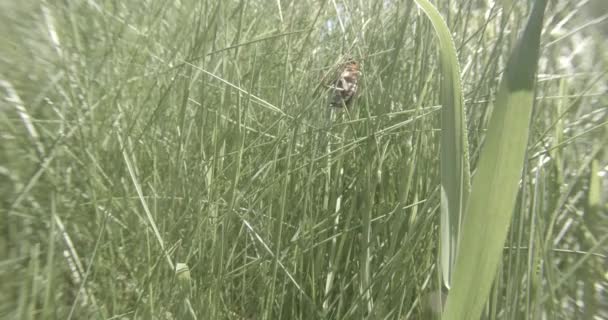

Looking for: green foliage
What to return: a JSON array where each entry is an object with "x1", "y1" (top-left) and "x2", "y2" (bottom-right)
[
  {"x1": 414, "y1": 0, "x2": 471, "y2": 291},
  {"x1": 443, "y1": 1, "x2": 547, "y2": 319},
  {"x1": 1, "y1": 1, "x2": 606, "y2": 319}
]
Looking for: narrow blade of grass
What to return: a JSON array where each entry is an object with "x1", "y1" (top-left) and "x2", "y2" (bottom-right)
[
  {"x1": 443, "y1": 1, "x2": 548, "y2": 319},
  {"x1": 414, "y1": 0, "x2": 471, "y2": 289}
]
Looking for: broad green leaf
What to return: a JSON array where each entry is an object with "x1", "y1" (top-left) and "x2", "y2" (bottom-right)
[
  {"x1": 443, "y1": 1, "x2": 548, "y2": 319},
  {"x1": 414, "y1": 0, "x2": 471, "y2": 289}
]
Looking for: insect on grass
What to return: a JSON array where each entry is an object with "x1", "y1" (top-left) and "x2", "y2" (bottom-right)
[{"x1": 327, "y1": 58, "x2": 361, "y2": 109}]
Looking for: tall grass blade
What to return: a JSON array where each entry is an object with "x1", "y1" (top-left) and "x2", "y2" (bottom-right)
[
  {"x1": 414, "y1": 0, "x2": 471, "y2": 289},
  {"x1": 443, "y1": 1, "x2": 548, "y2": 319}
]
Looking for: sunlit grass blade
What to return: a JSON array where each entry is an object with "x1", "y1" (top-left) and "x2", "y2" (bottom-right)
[
  {"x1": 414, "y1": 0, "x2": 471, "y2": 289},
  {"x1": 443, "y1": 1, "x2": 548, "y2": 319}
]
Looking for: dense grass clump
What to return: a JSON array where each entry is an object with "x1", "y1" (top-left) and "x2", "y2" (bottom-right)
[{"x1": 1, "y1": 0, "x2": 606, "y2": 319}]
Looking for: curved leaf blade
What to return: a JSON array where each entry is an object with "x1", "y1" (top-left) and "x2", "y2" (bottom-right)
[{"x1": 414, "y1": 0, "x2": 471, "y2": 289}]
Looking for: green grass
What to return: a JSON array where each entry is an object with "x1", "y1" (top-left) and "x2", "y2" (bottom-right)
[
  {"x1": 443, "y1": 1, "x2": 547, "y2": 318},
  {"x1": 1, "y1": 0, "x2": 607, "y2": 319},
  {"x1": 413, "y1": 0, "x2": 470, "y2": 294}
]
